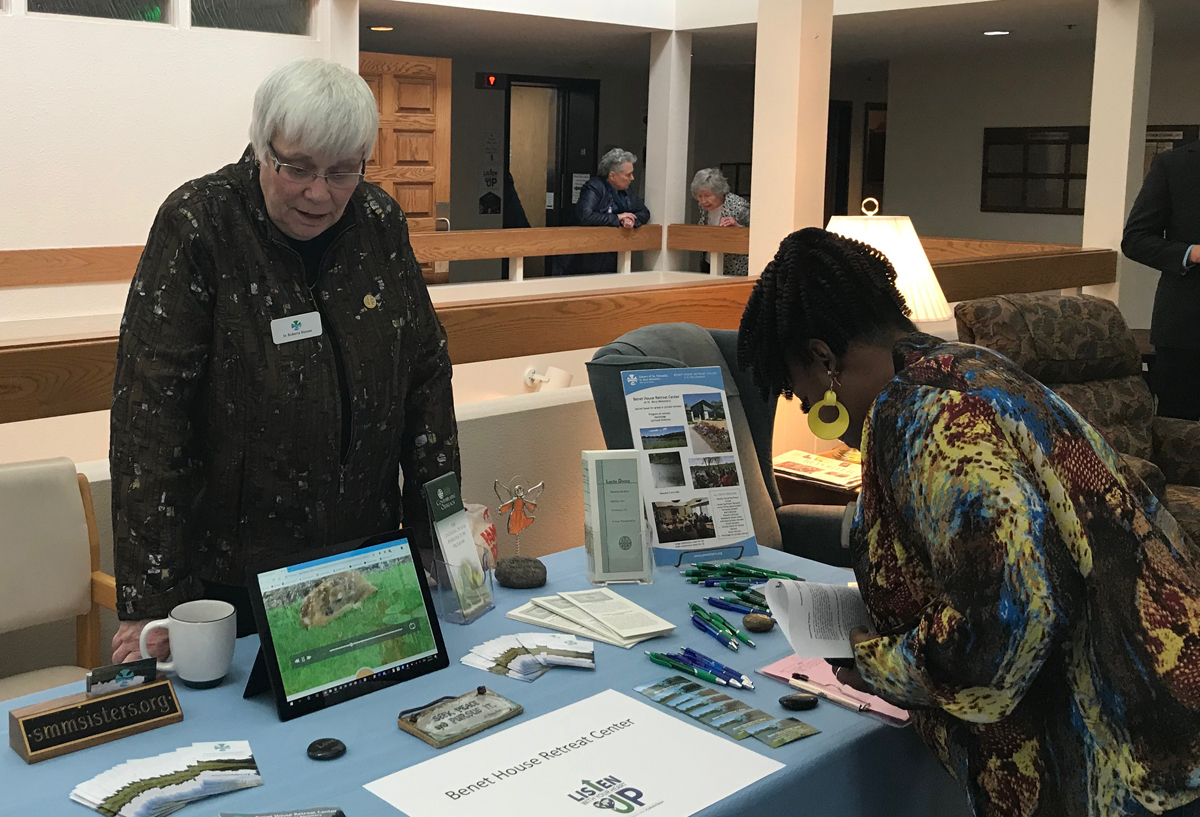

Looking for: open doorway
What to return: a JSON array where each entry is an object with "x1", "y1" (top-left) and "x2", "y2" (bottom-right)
[
  {"x1": 862, "y1": 103, "x2": 887, "y2": 209},
  {"x1": 504, "y1": 76, "x2": 600, "y2": 277}
]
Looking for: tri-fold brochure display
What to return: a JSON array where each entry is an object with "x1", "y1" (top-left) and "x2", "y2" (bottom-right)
[
  {"x1": 582, "y1": 450, "x2": 653, "y2": 584},
  {"x1": 622, "y1": 367, "x2": 758, "y2": 565}
]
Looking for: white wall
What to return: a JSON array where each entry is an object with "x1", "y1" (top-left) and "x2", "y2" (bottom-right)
[
  {"x1": 0, "y1": 1, "x2": 355, "y2": 252},
  {"x1": 885, "y1": 40, "x2": 1200, "y2": 246}
]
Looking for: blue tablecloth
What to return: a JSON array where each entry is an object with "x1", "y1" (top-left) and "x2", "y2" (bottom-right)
[{"x1": 3, "y1": 548, "x2": 971, "y2": 816}]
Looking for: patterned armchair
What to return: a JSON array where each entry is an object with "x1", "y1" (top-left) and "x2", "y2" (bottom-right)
[{"x1": 956, "y1": 293, "x2": 1200, "y2": 542}]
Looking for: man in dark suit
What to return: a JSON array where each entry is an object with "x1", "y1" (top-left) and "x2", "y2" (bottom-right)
[{"x1": 1122, "y1": 141, "x2": 1200, "y2": 420}]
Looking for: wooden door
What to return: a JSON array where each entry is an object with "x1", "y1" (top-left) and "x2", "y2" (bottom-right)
[{"x1": 359, "y1": 52, "x2": 451, "y2": 284}]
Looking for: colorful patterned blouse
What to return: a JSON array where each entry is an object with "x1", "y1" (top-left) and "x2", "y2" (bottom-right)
[{"x1": 851, "y1": 334, "x2": 1200, "y2": 817}]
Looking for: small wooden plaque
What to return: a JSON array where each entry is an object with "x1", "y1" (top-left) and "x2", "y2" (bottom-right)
[
  {"x1": 398, "y1": 687, "x2": 522, "y2": 749},
  {"x1": 9, "y1": 676, "x2": 183, "y2": 764}
]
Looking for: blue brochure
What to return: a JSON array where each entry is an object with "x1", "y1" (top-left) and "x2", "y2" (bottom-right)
[{"x1": 622, "y1": 366, "x2": 759, "y2": 566}]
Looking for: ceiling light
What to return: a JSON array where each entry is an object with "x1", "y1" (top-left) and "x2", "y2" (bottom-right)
[
  {"x1": 370, "y1": 26, "x2": 393, "y2": 31},
  {"x1": 983, "y1": 30, "x2": 1010, "y2": 36}
]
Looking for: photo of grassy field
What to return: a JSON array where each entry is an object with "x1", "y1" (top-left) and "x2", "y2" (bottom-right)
[
  {"x1": 640, "y1": 426, "x2": 687, "y2": 450},
  {"x1": 266, "y1": 560, "x2": 436, "y2": 698}
]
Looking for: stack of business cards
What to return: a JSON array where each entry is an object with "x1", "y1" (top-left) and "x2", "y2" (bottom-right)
[
  {"x1": 461, "y1": 634, "x2": 595, "y2": 682},
  {"x1": 635, "y1": 675, "x2": 819, "y2": 748},
  {"x1": 507, "y1": 588, "x2": 674, "y2": 649},
  {"x1": 70, "y1": 741, "x2": 262, "y2": 816}
]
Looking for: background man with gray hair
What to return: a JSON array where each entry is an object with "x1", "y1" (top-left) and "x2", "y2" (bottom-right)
[
  {"x1": 109, "y1": 58, "x2": 459, "y2": 661},
  {"x1": 571, "y1": 147, "x2": 651, "y2": 274}
]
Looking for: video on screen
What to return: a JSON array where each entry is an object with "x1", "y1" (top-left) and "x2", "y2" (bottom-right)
[{"x1": 257, "y1": 541, "x2": 438, "y2": 702}]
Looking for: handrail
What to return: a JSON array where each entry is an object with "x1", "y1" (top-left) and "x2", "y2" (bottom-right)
[
  {"x1": 0, "y1": 274, "x2": 754, "y2": 424},
  {"x1": 0, "y1": 226, "x2": 665, "y2": 289},
  {"x1": 410, "y1": 225, "x2": 662, "y2": 261},
  {"x1": 663, "y1": 224, "x2": 1117, "y2": 297}
]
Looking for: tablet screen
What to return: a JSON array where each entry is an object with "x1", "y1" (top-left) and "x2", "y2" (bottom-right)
[{"x1": 255, "y1": 536, "x2": 444, "y2": 707}]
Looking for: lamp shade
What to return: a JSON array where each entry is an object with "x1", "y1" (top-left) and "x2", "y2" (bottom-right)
[{"x1": 825, "y1": 215, "x2": 952, "y2": 322}]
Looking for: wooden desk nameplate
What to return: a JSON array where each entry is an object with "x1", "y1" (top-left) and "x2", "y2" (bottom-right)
[{"x1": 9, "y1": 676, "x2": 183, "y2": 764}]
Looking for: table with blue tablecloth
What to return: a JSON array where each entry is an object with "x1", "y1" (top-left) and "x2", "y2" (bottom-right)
[{"x1": 2, "y1": 547, "x2": 971, "y2": 816}]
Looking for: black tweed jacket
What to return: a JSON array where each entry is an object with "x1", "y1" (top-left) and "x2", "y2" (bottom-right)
[{"x1": 111, "y1": 147, "x2": 459, "y2": 619}]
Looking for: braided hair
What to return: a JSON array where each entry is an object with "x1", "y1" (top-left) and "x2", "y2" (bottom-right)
[{"x1": 737, "y1": 227, "x2": 915, "y2": 402}]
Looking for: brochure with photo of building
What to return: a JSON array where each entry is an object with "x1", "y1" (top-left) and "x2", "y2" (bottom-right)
[{"x1": 622, "y1": 367, "x2": 758, "y2": 565}]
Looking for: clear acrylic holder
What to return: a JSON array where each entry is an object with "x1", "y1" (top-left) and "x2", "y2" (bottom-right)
[{"x1": 429, "y1": 559, "x2": 495, "y2": 625}]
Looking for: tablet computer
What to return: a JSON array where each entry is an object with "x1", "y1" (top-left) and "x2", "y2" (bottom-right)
[{"x1": 247, "y1": 531, "x2": 449, "y2": 721}]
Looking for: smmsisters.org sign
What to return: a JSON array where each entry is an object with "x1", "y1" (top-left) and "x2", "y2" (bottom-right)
[{"x1": 364, "y1": 689, "x2": 783, "y2": 817}]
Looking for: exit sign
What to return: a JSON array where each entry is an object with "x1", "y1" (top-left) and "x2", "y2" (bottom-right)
[{"x1": 474, "y1": 72, "x2": 508, "y2": 90}]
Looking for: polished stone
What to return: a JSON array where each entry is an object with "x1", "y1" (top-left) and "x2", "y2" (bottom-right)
[
  {"x1": 742, "y1": 613, "x2": 775, "y2": 633},
  {"x1": 779, "y1": 693, "x2": 818, "y2": 711},
  {"x1": 307, "y1": 737, "x2": 347, "y2": 760}
]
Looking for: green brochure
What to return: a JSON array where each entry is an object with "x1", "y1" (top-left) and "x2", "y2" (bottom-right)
[{"x1": 425, "y1": 472, "x2": 493, "y2": 621}]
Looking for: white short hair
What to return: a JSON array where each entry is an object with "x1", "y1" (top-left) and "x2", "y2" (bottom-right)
[
  {"x1": 598, "y1": 148, "x2": 637, "y2": 178},
  {"x1": 690, "y1": 168, "x2": 730, "y2": 198},
  {"x1": 249, "y1": 58, "x2": 379, "y2": 163}
]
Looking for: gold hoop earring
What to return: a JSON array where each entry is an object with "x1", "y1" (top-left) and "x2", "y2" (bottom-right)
[{"x1": 808, "y1": 374, "x2": 850, "y2": 440}]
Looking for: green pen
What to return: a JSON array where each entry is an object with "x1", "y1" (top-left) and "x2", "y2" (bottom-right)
[
  {"x1": 689, "y1": 603, "x2": 738, "y2": 638},
  {"x1": 721, "y1": 594, "x2": 769, "y2": 612},
  {"x1": 736, "y1": 589, "x2": 768, "y2": 607},
  {"x1": 707, "y1": 609, "x2": 756, "y2": 648},
  {"x1": 645, "y1": 651, "x2": 726, "y2": 685}
]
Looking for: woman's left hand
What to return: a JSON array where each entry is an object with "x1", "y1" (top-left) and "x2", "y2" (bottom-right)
[
  {"x1": 833, "y1": 628, "x2": 875, "y2": 692},
  {"x1": 718, "y1": 216, "x2": 739, "y2": 227}
]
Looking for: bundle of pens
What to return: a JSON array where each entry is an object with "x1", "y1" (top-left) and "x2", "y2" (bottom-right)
[
  {"x1": 688, "y1": 602, "x2": 755, "y2": 651},
  {"x1": 682, "y1": 561, "x2": 800, "y2": 590},
  {"x1": 682, "y1": 562, "x2": 790, "y2": 619},
  {"x1": 645, "y1": 647, "x2": 755, "y2": 689}
]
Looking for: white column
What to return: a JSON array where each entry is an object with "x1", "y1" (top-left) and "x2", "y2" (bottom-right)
[
  {"x1": 1081, "y1": 0, "x2": 1155, "y2": 325},
  {"x1": 748, "y1": 0, "x2": 834, "y2": 276},
  {"x1": 644, "y1": 31, "x2": 692, "y2": 271},
  {"x1": 326, "y1": 0, "x2": 361, "y2": 72}
]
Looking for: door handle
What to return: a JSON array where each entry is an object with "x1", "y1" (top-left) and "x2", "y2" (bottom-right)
[{"x1": 435, "y1": 218, "x2": 450, "y2": 232}]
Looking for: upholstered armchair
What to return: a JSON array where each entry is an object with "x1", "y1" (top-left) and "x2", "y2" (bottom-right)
[{"x1": 956, "y1": 293, "x2": 1200, "y2": 542}]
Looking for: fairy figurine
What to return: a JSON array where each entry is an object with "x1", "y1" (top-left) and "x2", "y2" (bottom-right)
[
  {"x1": 494, "y1": 478, "x2": 544, "y2": 550},
  {"x1": 493, "y1": 477, "x2": 547, "y2": 588}
]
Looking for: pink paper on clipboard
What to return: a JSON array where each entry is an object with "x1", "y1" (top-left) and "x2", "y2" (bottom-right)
[{"x1": 757, "y1": 655, "x2": 910, "y2": 727}]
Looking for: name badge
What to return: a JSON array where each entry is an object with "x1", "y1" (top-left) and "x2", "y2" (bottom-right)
[{"x1": 271, "y1": 311, "x2": 323, "y2": 345}]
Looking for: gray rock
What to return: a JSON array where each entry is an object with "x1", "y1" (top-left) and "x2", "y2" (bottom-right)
[
  {"x1": 495, "y1": 555, "x2": 547, "y2": 589},
  {"x1": 742, "y1": 613, "x2": 775, "y2": 633}
]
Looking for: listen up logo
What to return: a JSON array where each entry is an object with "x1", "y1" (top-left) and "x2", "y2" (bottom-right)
[{"x1": 567, "y1": 776, "x2": 649, "y2": 813}]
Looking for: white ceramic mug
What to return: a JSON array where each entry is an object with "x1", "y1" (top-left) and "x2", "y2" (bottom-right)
[{"x1": 140, "y1": 599, "x2": 237, "y2": 688}]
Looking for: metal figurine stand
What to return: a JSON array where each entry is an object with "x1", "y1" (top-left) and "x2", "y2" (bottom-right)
[{"x1": 493, "y1": 476, "x2": 548, "y2": 589}]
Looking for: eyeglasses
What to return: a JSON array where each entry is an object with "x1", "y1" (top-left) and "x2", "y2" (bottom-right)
[{"x1": 266, "y1": 142, "x2": 365, "y2": 191}]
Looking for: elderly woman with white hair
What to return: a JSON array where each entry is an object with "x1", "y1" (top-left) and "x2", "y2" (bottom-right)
[
  {"x1": 692, "y1": 168, "x2": 750, "y2": 276},
  {"x1": 109, "y1": 58, "x2": 460, "y2": 660},
  {"x1": 572, "y1": 147, "x2": 652, "y2": 274}
]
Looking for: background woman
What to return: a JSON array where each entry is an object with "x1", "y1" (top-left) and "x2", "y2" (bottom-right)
[
  {"x1": 738, "y1": 227, "x2": 1200, "y2": 817},
  {"x1": 691, "y1": 167, "x2": 750, "y2": 276}
]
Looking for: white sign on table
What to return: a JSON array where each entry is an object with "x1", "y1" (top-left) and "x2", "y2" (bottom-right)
[{"x1": 365, "y1": 689, "x2": 783, "y2": 817}]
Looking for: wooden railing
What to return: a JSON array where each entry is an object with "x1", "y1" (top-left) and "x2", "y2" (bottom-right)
[
  {"x1": 1, "y1": 227, "x2": 1121, "y2": 425},
  {"x1": 0, "y1": 226, "x2": 663, "y2": 289},
  {"x1": 664, "y1": 225, "x2": 750, "y2": 276},
  {"x1": 0, "y1": 274, "x2": 755, "y2": 424},
  {"x1": 664, "y1": 225, "x2": 1118, "y2": 297},
  {"x1": 413, "y1": 225, "x2": 662, "y2": 279}
]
